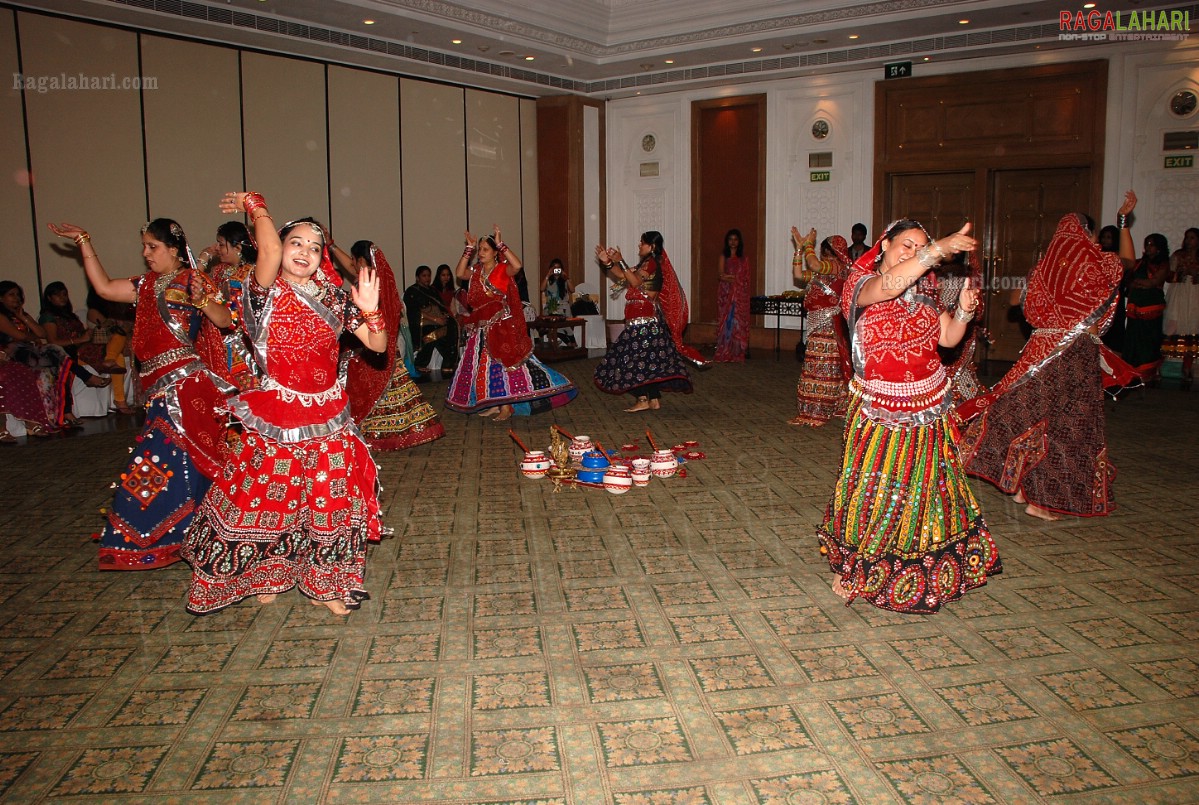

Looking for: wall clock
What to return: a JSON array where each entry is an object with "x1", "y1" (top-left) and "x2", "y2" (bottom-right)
[{"x1": 1171, "y1": 90, "x2": 1197, "y2": 118}]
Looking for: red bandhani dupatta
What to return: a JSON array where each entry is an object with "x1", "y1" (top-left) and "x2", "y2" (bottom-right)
[
  {"x1": 958, "y1": 214, "x2": 1132, "y2": 421},
  {"x1": 657, "y1": 249, "x2": 708, "y2": 367},
  {"x1": 346, "y1": 246, "x2": 400, "y2": 423}
]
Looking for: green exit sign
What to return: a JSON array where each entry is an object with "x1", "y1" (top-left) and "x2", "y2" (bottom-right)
[
  {"x1": 810, "y1": 171, "x2": 831, "y2": 182},
  {"x1": 1165, "y1": 155, "x2": 1194, "y2": 169},
  {"x1": 884, "y1": 61, "x2": 912, "y2": 79}
]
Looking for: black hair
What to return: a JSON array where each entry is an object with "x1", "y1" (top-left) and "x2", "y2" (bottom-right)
[
  {"x1": 143, "y1": 218, "x2": 190, "y2": 266},
  {"x1": 722, "y1": 229, "x2": 743, "y2": 259},
  {"x1": 40, "y1": 281, "x2": 73, "y2": 320},
  {"x1": 433, "y1": 264, "x2": 455, "y2": 292},
  {"x1": 0, "y1": 280, "x2": 23, "y2": 322},
  {"x1": 1098, "y1": 225, "x2": 1120, "y2": 253},
  {"x1": 350, "y1": 240, "x2": 374, "y2": 264},
  {"x1": 1143, "y1": 233, "x2": 1170, "y2": 265},
  {"x1": 216, "y1": 221, "x2": 257, "y2": 264},
  {"x1": 640, "y1": 230, "x2": 664, "y2": 258},
  {"x1": 279, "y1": 217, "x2": 327, "y2": 247},
  {"x1": 851, "y1": 223, "x2": 867, "y2": 237},
  {"x1": 415, "y1": 264, "x2": 431, "y2": 277}
]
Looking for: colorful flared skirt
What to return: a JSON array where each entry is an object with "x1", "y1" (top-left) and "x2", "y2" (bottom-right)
[
  {"x1": 817, "y1": 391, "x2": 1001, "y2": 614},
  {"x1": 792, "y1": 328, "x2": 847, "y2": 426},
  {"x1": 961, "y1": 337, "x2": 1114, "y2": 516},
  {"x1": 594, "y1": 316, "x2": 693, "y2": 395},
  {"x1": 182, "y1": 426, "x2": 380, "y2": 613},
  {"x1": 99, "y1": 398, "x2": 212, "y2": 570},
  {"x1": 360, "y1": 363, "x2": 446, "y2": 450},
  {"x1": 445, "y1": 328, "x2": 577, "y2": 415}
]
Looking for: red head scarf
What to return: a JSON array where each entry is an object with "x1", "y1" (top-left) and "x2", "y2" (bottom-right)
[{"x1": 826, "y1": 235, "x2": 851, "y2": 268}]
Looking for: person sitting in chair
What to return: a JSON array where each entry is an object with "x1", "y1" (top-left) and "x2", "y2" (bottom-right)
[{"x1": 403, "y1": 264, "x2": 458, "y2": 377}]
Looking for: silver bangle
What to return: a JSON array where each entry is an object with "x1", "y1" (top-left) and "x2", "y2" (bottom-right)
[
  {"x1": 915, "y1": 245, "x2": 941, "y2": 270},
  {"x1": 953, "y1": 307, "x2": 974, "y2": 323}
]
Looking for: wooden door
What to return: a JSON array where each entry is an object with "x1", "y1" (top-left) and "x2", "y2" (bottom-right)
[
  {"x1": 985, "y1": 167, "x2": 1091, "y2": 365},
  {"x1": 691, "y1": 95, "x2": 766, "y2": 323},
  {"x1": 888, "y1": 172, "x2": 976, "y2": 240}
]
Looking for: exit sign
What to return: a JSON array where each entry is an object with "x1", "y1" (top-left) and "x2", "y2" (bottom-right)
[
  {"x1": 1165, "y1": 155, "x2": 1194, "y2": 169},
  {"x1": 810, "y1": 171, "x2": 831, "y2": 182},
  {"x1": 884, "y1": 61, "x2": 912, "y2": 79}
]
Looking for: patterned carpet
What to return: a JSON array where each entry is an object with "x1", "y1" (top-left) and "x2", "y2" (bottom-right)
[{"x1": 0, "y1": 357, "x2": 1196, "y2": 804}]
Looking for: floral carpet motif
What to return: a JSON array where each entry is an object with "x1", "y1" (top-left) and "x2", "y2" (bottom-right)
[{"x1": 0, "y1": 359, "x2": 1196, "y2": 802}]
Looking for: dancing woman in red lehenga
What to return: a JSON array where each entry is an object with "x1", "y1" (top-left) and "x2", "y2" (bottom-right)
[
  {"x1": 789, "y1": 228, "x2": 852, "y2": 427},
  {"x1": 338, "y1": 240, "x2": 445, "y2": 450},
  {"x1": 959, "y1": 194, "x2": 1139, "y2": 521},
  {"x1": 183, "y1": 193, "x2": 385, "y2": 615},
  {"x1": 48, "y1": 219, "x2": 234, "y2": 569}
]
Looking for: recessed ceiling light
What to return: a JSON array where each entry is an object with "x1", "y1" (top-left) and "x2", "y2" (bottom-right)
[
  {"x1": 498, "y1": 50, "x2": 515, "y2": 56},
  {"x1": 451, "y1": 39, "x2": 462, "y2": 44},
  {"x1": 525, "y1": 56, "x2": 535, "y2": 61},
  {"x1": 923, "y1": 56, "x2": 931, "y2": 61},
  {"x1": 664, "y1": 59, "x2": 674, "y2": 64},
  {"x1": 958, "y1": 19, "x2": 969, "y2": 24},
  {"x1": 812, "y1": 38, "x2": 828, "y2": 44},
  {"x1": 751, "y1": 47, "x2": 763, "y2": 53},
  {"x1": 848, "y1": 34, "x2": 859, "y2": 40},
  {"x1": 1083, "y1": 2, "x2": 1095, "y2": 7},
  {"x1": 363, "y1": 19, "x2": 375, "y2": 25}
]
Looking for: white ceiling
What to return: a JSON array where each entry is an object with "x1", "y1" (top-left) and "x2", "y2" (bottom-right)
[{"x1": 18, "y1": 0, "x2": 1191, "y2": 97}]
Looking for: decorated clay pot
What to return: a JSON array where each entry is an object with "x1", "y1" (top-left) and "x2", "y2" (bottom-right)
[
  {"x1": 520, "y1": 450, "x2": 550, "y2": 479},
  {"x1": 650, "y1": 449, "x2": 678, "y2": 478},
  {"x1": 630, "y1": 458, "x2": 651, "y2": 487},
  {"x1": 569, "y1": 435, "x2": 593, "y2": 462},
  {"x1": 603, "y1": 464, "x2": 632, "y2": 495}
]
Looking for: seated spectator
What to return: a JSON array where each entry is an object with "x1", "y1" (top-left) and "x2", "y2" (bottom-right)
[
  {"x1": 0, "y1": 280, "x2": 71, "y2": 434},
  {"x1": 403, "y1": 264, "x2": 459, "y2": 378},
  {"x1": 39, "y1": 282, "x2": 112, "y2": 424},
  {"x1": 86, "y1": 288, "x2": 136, "y2": 413}
]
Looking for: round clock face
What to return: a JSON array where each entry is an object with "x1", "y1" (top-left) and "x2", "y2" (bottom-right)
[
  {"x1": 641, "y1": 134, "x2": 656, "y2": 153},
  {"x1": 1171, "y1": 90, "x2": 1197, "y2": 118},
  {"x1": 811, "y1": 119, "x2": 830, "y2": 140}
]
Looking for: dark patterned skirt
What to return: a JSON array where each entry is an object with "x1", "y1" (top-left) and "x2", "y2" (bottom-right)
[
  {"x1": 961, "y1": 337, "x2": 1115, "y2": 516},
  {"x1": 182, "y1": 427, "x2": 380, "y2": 614},
  {"x1": 594, "y1": 316, "x2": 693, "y2": 396}
]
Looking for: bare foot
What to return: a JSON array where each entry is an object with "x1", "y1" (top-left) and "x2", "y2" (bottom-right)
[
  {"x1": 1025, "y1": 504, "x2": 1060, "y2": 522},
  {"x1": 625, "y1": 397, "x2": 651, "y2": 413},
  {"x1": 312, "y1": 597, "x2": 350, "y2": 615},
  {"x1": 478, "y1": 407, "x2": 500, "y2": 418},
  {"x1": 1013, "y1": 490, "x2": 1026, "y2": 504},
  {"x1": 493, "y1": 405, "x2": 514, "y2": 422},
  {"x1": 256, "y1": 593, "x2": 277, "y2": 604},
  {"x1": 832, "y1": 574, "x2": 853, "y2": 601},
  {"x1": 648, "y1": 399, "x2": 660, "y2": 410}
]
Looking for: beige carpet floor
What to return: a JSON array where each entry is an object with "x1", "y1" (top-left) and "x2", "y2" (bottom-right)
[{"x1": 0, "y1": 357, "x2": 1195, "y2": 803}]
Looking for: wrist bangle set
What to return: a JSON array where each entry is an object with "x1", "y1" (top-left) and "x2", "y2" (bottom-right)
[
  {"x1": 1116, "y1": 213, "x2": 1130, "y2": 229},
  {"x1": 953, "y1": 306, "x2": 974, "y2": 323},
  {"x1": 362, "y1": 308, "x2": 386, "y2": 333}
]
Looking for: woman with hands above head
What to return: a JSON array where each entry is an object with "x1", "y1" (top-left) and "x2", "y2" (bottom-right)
[
  {"x1": 593, "y1": 231, "x2": 696, "y2": 412},
  {"x1": 47, "y1": 217, "x2": 234, "y2": 570},
  {"x1": 788, "y1": 226, "x2": 852, "y2": 427},
  {"x1": 818, "y1": 219, "x2": 1002, "y2": 614},
  {"x1": 182, "y1": 192, "x2": 384, "y2": 617},
  {"x1": 960, "y1": 191, "x2": 1140, "y2": 521},
  {"x1": 444, "y1": 224, "x2": 577, "y2": 421}
]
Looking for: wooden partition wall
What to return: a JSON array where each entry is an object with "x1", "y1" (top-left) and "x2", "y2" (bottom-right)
[
  {"x1": 0, "y1": 8, "x2": 536, "y2": 304},
  {"x1": 875, "y1": 60, "x2": 1107, "y2": 366}
]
